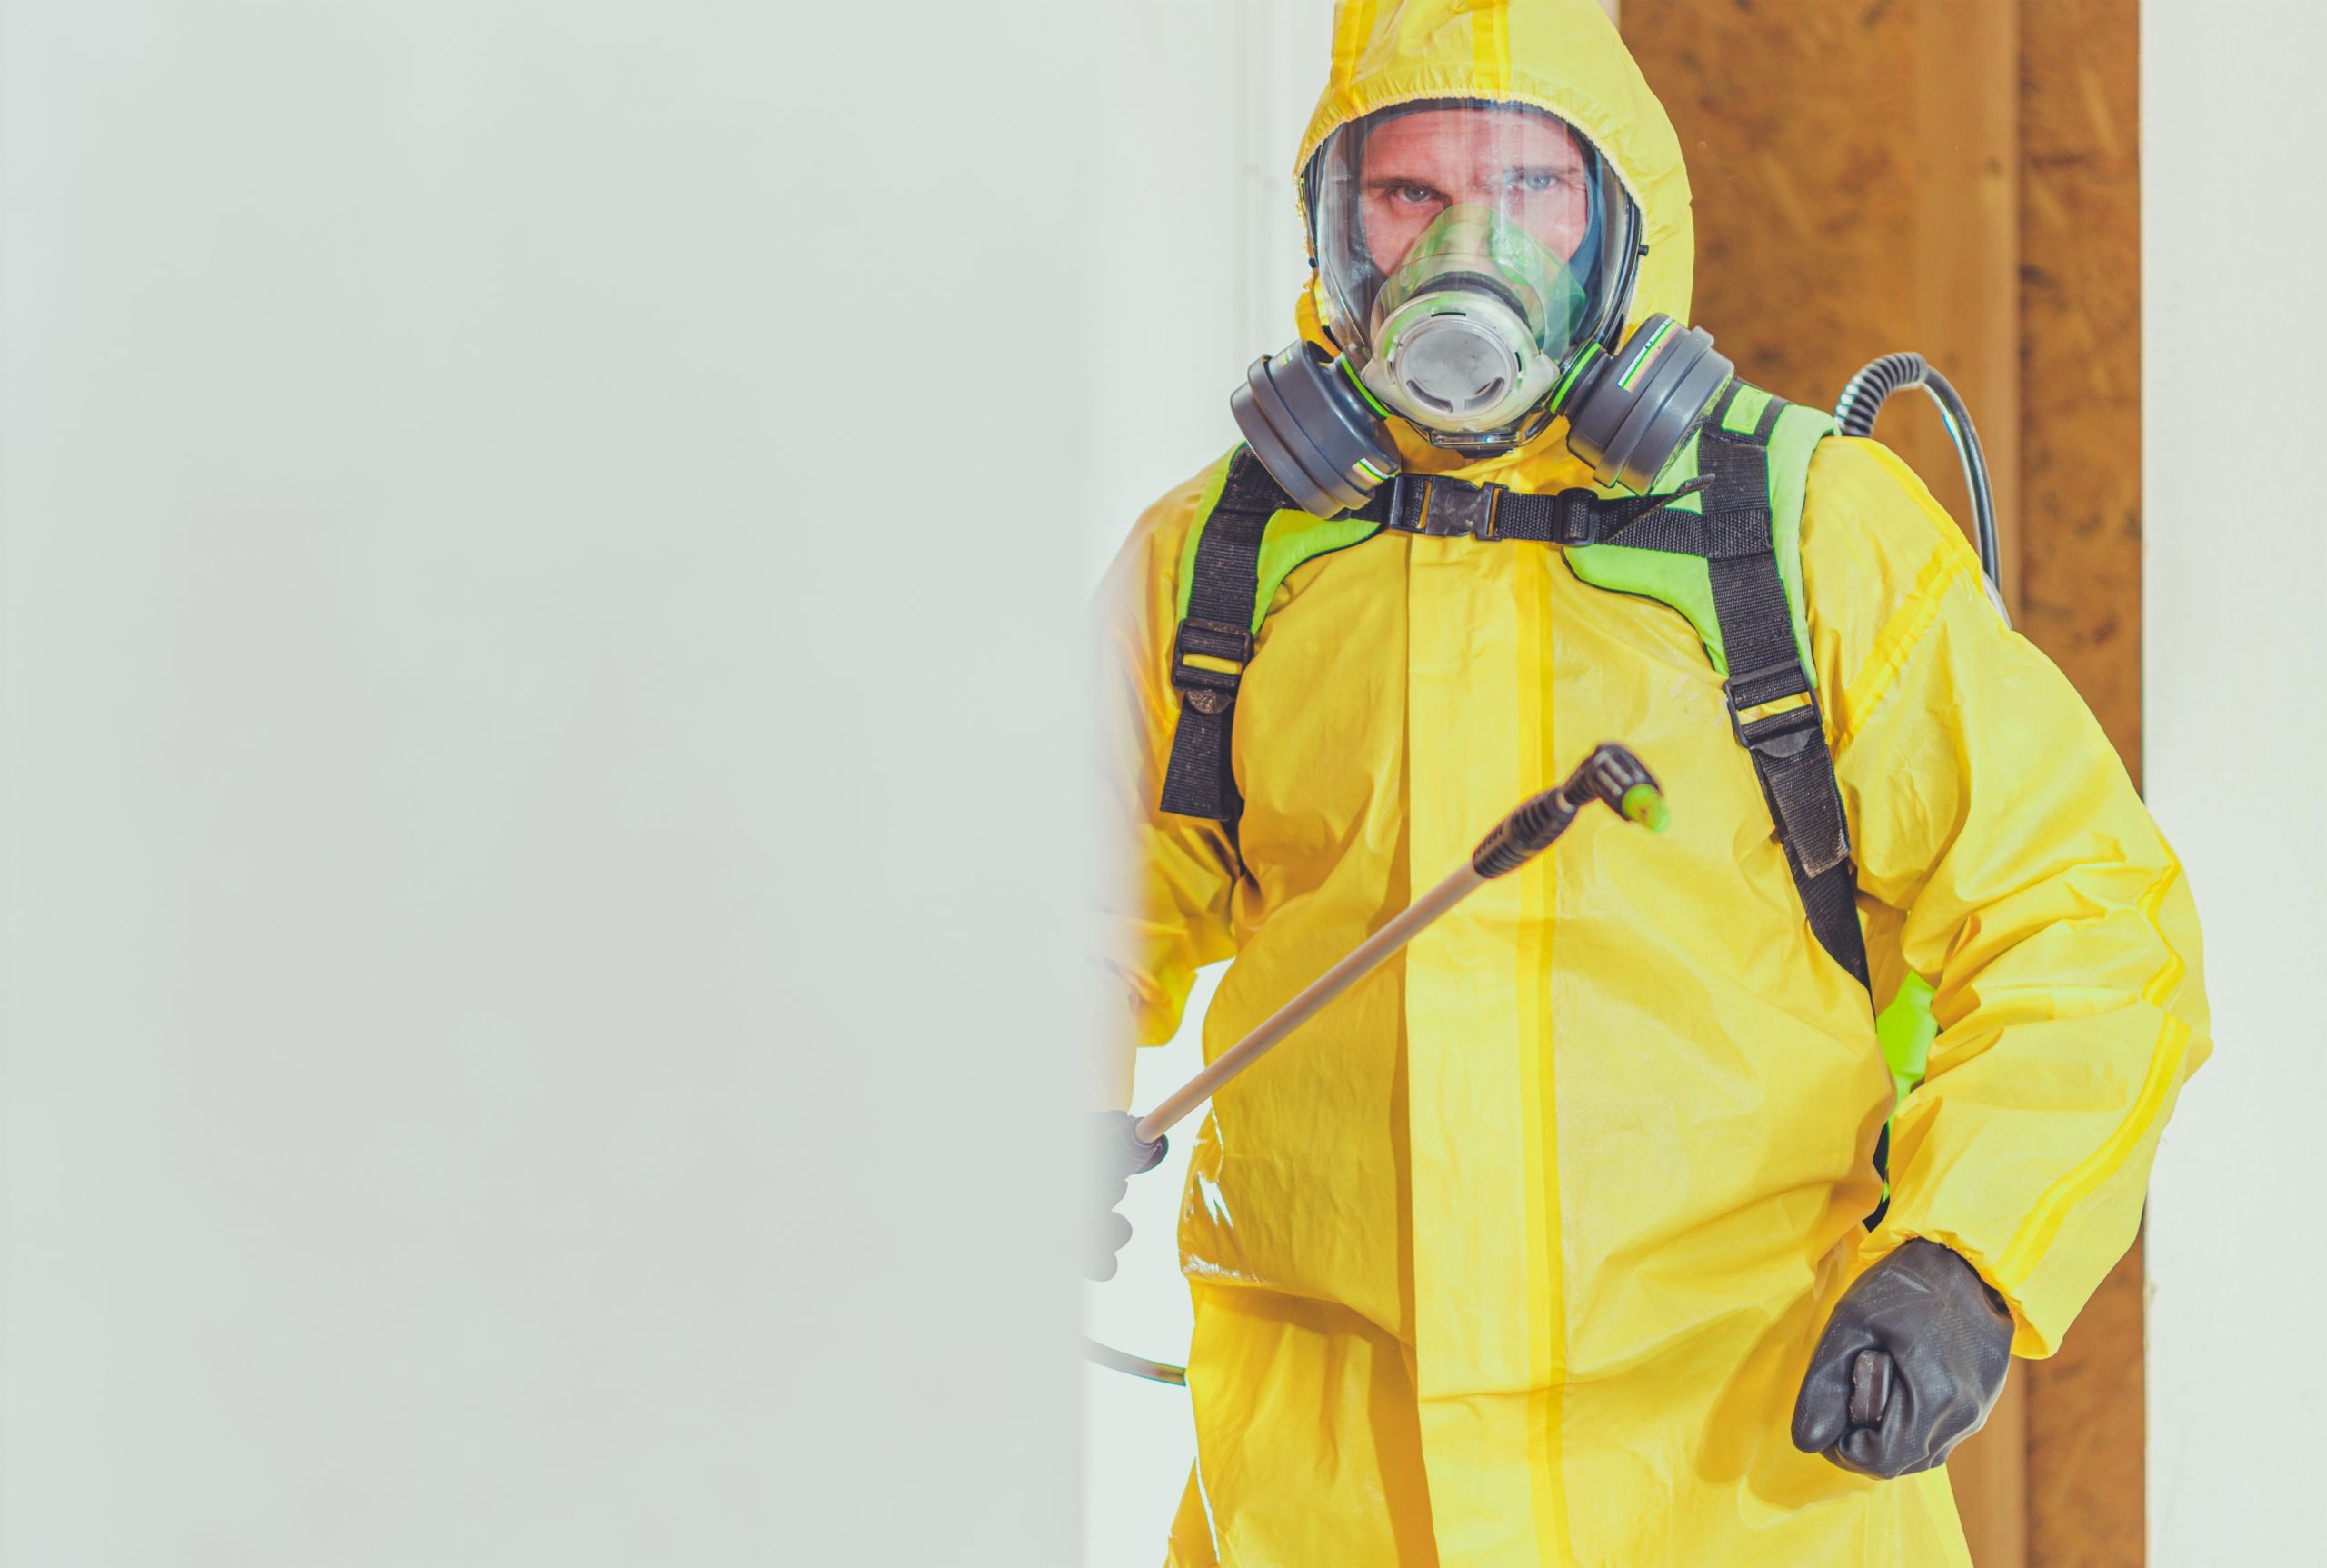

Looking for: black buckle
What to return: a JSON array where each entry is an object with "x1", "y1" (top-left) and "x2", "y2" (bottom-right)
[
  {"x1": 1726, "y1": 659, "x2": 1822, "y2": 754},
  {"x1": 1385, "y1": 474, "x2": 1502, "y2": 540},
  {"x1": 1171, "y1": 617, "x2": 1254, "y2": 714},
  {"x1": 1555, "y1": 488, "x2": 1604, "y2": 547}
]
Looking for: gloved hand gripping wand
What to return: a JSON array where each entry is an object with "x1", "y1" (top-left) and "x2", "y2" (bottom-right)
[{"x1": 1102, "y1": 741, "x2": 1672, "y2": 1183}]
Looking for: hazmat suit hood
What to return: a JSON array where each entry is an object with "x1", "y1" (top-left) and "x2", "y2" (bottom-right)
[{"x1": 1293, "y1": 0, "x2": 1693, "y2": 489}]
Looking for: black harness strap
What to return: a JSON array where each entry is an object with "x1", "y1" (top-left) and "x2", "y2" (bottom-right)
[
  {"x1": 1691, "y1": 394, "x2": 1871, "y2": 994},
  {"x1": 1156, "y1": 452, "x2": 1284, "y2": 824},
  {"x1": 1353, "y1": 470, "x2": 1691, "y2": 546}
]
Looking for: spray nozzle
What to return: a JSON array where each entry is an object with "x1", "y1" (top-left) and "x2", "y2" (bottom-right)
[
  {"x1": 1571, "y1": 741, "x2": 1666, "y2": 827},
  {"x1": 1621, "y1": 783, "x2": 1671, "y2": 833},
  {"x1": 1471, "y1": 742, "x2": 1668, "y2": 878}
]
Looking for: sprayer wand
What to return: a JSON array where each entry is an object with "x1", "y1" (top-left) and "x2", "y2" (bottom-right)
[{"x1": 1104, "y1": 742, "x2": 1668, "y2": 1178}]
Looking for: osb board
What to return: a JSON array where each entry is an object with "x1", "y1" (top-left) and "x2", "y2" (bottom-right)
[
  {"x1": 2020, "y1": 0, "x2": 2142, "y2": 779},
  {"x1": 2029, "y1": 1237, "x2": 2147, "y2": 1568},
  {"x1": 1634, "y1": 0, "x2": 2027, "y2": 544},
  {"x1": 2018, "y1": 7, "x2": 2146, "y2": 1566},
  {"x1": 1627, "y1": 2, "x2": 2148, "y2": 1563},
  {"x1": 1630, "y1": 1, "x2": 1924, "y2": 423},
  {"x1": 1628, "y1": 0, "x2": 2138, "y2": 759}
]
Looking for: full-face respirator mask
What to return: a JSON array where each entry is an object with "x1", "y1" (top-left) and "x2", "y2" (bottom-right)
[{"x1": 1232, "y1": 100, "x2": 1733, "y2": 515}]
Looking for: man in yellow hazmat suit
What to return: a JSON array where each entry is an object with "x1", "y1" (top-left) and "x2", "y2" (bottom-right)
[{"x1": 1094, "y1": 3, "x2": 2209, "y2": 1564}]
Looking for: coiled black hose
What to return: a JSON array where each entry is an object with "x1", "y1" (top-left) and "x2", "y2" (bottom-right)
[{"x1": 1833, "y1": 353, "x2": 2007, "y2": 619}]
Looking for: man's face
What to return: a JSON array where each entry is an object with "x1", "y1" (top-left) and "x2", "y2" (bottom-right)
[{"x1": 1358, "y1": 107, "x2": 1593, "y2": 274}]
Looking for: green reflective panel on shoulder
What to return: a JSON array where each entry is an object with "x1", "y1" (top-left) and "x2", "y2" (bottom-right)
[
  {"x1": 1251, "y1": 511, "x2": 1381, "y2": 633},
  {"x1": 1567, "y1": 421, "x2": 1723, "y2": 669},
  {"x1": 1875, "y1": 970, "x2": 1938, "y2": 1105},
  {"x1": 1173, "y1": 451, "x2": 1245, "y2": 624},
  {"x1": 1566, "y1": 543, "x2": 1726, "y2": 669}
]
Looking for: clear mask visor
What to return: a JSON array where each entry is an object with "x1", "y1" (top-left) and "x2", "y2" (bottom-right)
[{"x1": 1308, "y1": 101, "x2": 1638, "y2": 438}]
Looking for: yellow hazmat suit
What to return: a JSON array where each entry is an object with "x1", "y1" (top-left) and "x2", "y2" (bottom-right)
[{"x1": 1096, "y1": 3, "x2": 2210, "y2": 1563}]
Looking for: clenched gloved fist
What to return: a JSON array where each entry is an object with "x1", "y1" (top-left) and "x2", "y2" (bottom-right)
[
  {"x1": 1085, "y1": 1112, "x2": 1166, "y2": 1282},
  {"x1": 1791, "y1": 1239, "x2": 2015, "y2": 1479}
]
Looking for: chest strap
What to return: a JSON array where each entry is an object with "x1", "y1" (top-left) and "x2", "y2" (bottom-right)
[
  {"x1": 1158, "y1": 453, "x2": 1690, "y2": 824},
  {"x1": 1357, "y1": 467, "x2": 1693, "y2": 544}
]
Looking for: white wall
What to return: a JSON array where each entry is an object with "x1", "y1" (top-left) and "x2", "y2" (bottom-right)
[
  {"x1": 2143, "y1": 2, "x2": 2327, "y2": 1561},
  {"x1": 1081, "y1": 2, "x2": 1328, "y2": 1563},
  {"x1": 1080, "y1": 0, "x2": 1330, "y2": 584},
  {"x1": 0, "y1": 4, "x2": 1094, "y2": 1563}
]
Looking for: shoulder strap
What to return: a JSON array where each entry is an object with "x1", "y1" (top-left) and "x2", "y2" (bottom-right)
[
  {"x1": 1692, "y1": 390, "x2": 1871, "y2": 995},
  {"x1": 1156, "y1": 451, "x2": 1283, "y2": 824}
]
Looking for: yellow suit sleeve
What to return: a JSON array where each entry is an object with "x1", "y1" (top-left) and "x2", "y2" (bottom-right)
[
  {"x1": 1091, "y1": 462, "x2": 1243, "y2": 1104},
  {"x1": 1805, "y1": 437, "x2": 2212, "y2": 1359}
]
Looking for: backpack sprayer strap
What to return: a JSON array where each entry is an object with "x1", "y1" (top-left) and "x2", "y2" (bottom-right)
[{"x1": 1156, "y1": 452, "x2": 1282, "y2": 824}]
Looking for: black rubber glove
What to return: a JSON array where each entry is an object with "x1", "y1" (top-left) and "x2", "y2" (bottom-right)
[
  {"x1": 1791, "y1": 1239, "x2": 2015, "y2": 1479},
  {"x1": 1085, "y1": 1112, "x2": 1165, "y2": 1282}
]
